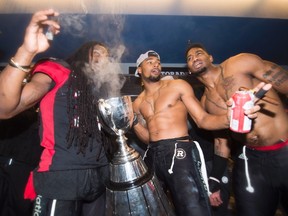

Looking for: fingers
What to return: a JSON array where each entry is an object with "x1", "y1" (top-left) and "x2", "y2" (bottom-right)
[
  {"x1": 253, "y1": 82, "x2": 271, "y2": 100},
  {"x1": 253, "y1": 83, "x2": 279, "y2": 105},
  {"x1": 251, "y1": 82, "x2": 265, "y2": 93},
  {"x1": 244, "y1": 104, "x2": 260, "y2": 119},
  {"x1": 240, "y1": 82, "x2": 278, "y2": 105},
  {"x1": 29, "y1": 9, "x2": 60, "y2": 32},
  {"x1": 252, "y1": 82, "x2": 271, "y2": 95}
]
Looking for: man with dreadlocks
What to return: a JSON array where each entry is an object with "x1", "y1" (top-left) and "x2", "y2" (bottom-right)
[{"x1": 0, "y1": 9, "x2": 120, "y2": 216}]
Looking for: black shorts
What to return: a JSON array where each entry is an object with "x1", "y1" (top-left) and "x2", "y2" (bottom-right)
[
  {"x1": 33, "y1": 165, "x2": 109, "y2": 200},
  {"x1": 233, "y1": 142, "x2": 288, "y2": 216}
]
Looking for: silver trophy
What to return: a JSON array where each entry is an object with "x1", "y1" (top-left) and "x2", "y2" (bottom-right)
[{"x1": 98, "y1": 96, "x2": 175, "y2": 216}]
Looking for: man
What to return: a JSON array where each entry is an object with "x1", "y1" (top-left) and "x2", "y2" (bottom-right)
[
  {"x1": 0, "y1": 9, "x2": 122, "y2": 216},
  {"x1": 132, "y1": 50, "x2": 261, "y2": 216},
  {"x1": 186, "y1": 43, "x2": 288, "y2": 216}
]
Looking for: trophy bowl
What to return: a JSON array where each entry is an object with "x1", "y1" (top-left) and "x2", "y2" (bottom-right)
[{"x1": 98, "y1": 95, "x2": 133, "y2": 136}]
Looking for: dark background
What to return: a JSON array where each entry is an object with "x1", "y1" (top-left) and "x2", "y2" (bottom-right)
[{"x1": 1, "y1": 14, "x2": 288, "y2": 70}]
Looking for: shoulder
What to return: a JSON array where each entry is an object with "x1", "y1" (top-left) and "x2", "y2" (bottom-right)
[
  {"x1": 164, "y1": 78, "x2": 190, "y2": 87},
  {"x1": 224, "y1": 53, "x2": 266, "y2": 72},
  {"x1": 227, "y1": 53, "x2": 263, "y2": 64},
  {"x1": 163, "y1": 79, "x2": 194, "y2": 96}
]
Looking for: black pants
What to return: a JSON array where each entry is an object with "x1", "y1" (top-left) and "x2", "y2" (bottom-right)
[
  {"x1": 145, "y1": 138, "x2": 212, "y2": 216},
  {"x1": 0, "y1": 158, "x2": 34, "y2": 216},
  {"x1": 32, "y1": 192, "x2": 106, "y2": 216},
  {"x1": 233, "y1": 145, "x2": 288, "y2": 216}
]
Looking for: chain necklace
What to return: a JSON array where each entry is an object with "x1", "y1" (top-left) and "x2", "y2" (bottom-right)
[{"x1": 144, "y1": 87, "x2": 161, "y2": 113}]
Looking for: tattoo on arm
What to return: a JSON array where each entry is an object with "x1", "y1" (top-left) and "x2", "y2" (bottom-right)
[{"x1": 262, "y1": 65, "x2": 288, "y2": 87}]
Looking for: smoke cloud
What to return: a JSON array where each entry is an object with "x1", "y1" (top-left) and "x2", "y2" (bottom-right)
[
  {"x1": 83, "y1": 44, "x2": 126, "y2": 98},
  {"x1": 58, "y1": 1, "x2": 127, "y2": 98}
]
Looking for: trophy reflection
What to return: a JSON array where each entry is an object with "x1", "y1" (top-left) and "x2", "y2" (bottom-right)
[{"x1": 98, "y1": 96, "x2": 175, "y2": 216}]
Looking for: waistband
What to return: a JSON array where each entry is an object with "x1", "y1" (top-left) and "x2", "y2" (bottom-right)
[
  {"x1": 149, "y1": 136, "x2": 190, "y2": 146},
  {"x1": 247, "y1": 139, "x2": 288, "y2": 151}
]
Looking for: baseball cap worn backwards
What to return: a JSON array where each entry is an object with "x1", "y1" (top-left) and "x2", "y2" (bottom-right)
[{"x1": 135, "y1": 50, "x2": 160, "y2": 77}]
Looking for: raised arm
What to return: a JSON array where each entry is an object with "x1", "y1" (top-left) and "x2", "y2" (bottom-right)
[
  {"x1": 0, "y1": 9, "x2": 60, "y2": 118},
  {"x1": 229, "y1": 53, "x2": 288, "y2": 95},
  {"x1": 178, "y1": 79, "x2": 230, "y2": 130},
  {"x1": 181, "y1": 79, "x2": 264, "y2": 130}
]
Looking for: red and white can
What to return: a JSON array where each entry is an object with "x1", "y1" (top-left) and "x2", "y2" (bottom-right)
[{"x1": 230, "y1": 91, "x2": 255, "y2": 133}]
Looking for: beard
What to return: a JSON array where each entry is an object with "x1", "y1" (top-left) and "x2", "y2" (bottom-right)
[
  {"x1": 148, "y1": 74, "x2": 161, "y2": 82},
  {"x1": 190, "y1": 66, "x2": 207, "y2": 77},
  {"x1": 142, "y1": 74, "x2": 161, "y2": 83}
]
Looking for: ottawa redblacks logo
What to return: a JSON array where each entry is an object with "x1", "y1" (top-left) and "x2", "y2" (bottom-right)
[{"x1": 175, "y1": 148, "x2": 186, "y2": 159}]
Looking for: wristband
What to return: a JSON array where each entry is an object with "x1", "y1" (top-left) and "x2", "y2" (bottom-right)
[
  {"x1": 9, "y1": 57, "x2": 31, "y2": 73},
  {"x1": 208, "y1": 177, "x2": 221, "y2": 193},
  {"x1": 132, "y1": 113, "x2": 139, "y2": 127},
  {"x1": 210, "y1": 155, "x2": 228, "y2": 181}
]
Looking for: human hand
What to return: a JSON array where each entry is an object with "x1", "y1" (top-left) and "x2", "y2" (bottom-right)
[
  {"x1": 226, "y1": 82, "x2": 272, "y2": 122},
  {"x1": 22, "y1": 9, "x2": 60, "y2": 55},
  {"x1": 226, "y1": 95, "x2": 260, "y2": 121},
  {"x1": 239, "y1": 82, "x2": 277, "y2": 104},
  {"x1": 209, "y1": 190, "x2": 223, "y2": 207},
  {"x1": 243, "y1": 82, "x2": 273, "y2": 119}
]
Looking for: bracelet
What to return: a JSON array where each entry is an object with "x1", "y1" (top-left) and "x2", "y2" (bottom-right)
[{"x1": 9, "y1": 57, "x2": 31, "y2": 73}]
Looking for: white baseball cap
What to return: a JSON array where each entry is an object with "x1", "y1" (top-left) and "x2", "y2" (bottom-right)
[{"x1": 135, "y1": 50, "x2": 160, "y2": 77}]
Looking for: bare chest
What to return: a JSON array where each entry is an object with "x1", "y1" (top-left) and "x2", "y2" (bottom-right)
[
  {"x1": 204, "y1": 87, "x2": 228, "y2": 115},
  {"x1": 139, "y1": 89, "x2": 181, "y2": 118}
]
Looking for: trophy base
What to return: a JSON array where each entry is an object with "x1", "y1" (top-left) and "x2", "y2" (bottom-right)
[{"x1": 106, "y1": 175, "x2": 175, "y2": 216}]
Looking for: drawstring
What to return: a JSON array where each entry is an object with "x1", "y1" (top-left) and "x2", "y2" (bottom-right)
[
  {"x1": 243, "y1": 145, "x2": 254, "y2": 193},
  {"x1": 142, "y1": 146, "x2": 149, "y2": 160},
  {"x1": 194, "y1": 141, "x2": 210, "y2": 196},
  {"x1": 168, "y1": 142, "x2": 178, "y2": 174}
]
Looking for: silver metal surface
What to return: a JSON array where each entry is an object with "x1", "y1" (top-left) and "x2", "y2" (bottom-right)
[{"x1": 98, "y1": 96, "x2": 175, "y2": 216}]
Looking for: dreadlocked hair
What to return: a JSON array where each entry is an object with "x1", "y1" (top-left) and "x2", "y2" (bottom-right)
[{"x1": 65, "y1": 41, "x2": 114, "y2": 157}]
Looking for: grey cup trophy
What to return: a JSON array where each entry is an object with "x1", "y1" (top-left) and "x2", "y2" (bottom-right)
[{"x1": 98, "y1": 96, "x2": 175, "y2": 216}]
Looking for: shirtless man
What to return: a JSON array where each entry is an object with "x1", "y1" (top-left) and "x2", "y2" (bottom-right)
[
  {"x1": 186, "y1": 43, "x2": 288, "y2": 216},
  {"x1": 132, "y1": 50, "x2": 261, "y2": 216}
]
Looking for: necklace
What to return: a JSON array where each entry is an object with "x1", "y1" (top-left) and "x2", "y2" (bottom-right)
[{"x1": 144, "y1": 87, "x2": 161, "y2": 113}]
